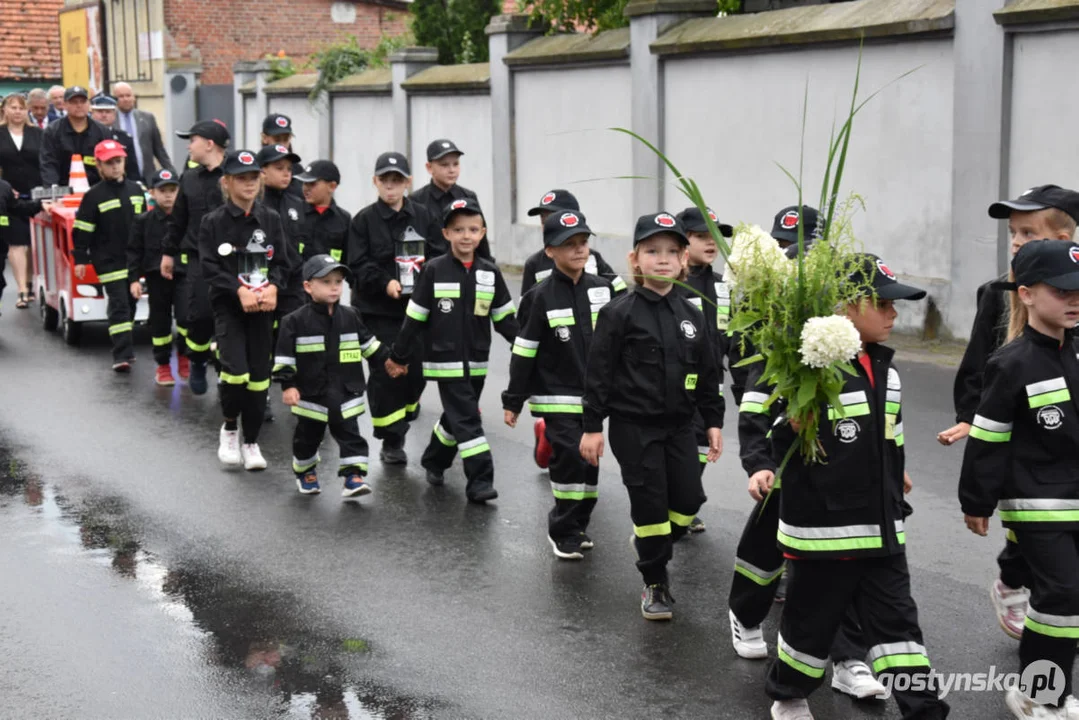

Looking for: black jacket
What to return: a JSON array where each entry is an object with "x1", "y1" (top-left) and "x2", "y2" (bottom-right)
[
  {"x1": 298, "y1": 200, "x2": 351, "y2": 264},
  {"x1": 39, "y1": 117, "x2": 112, "y2": 187},
  {"x1": 410, "y1": 181, "x2": 492, "y2": 261},
  {"x1": 346, "y1": 198, "x2": 442, "y2": 319},
  {"x1": 737, "y1": 353, "x2": 783, "y2": 476},
  {"x1": 678, "y1": 263, "x2": 732, "y2": 367},
  {"x1": 127, "y1": 207, "x2": 171, "y2": 277},
  {"x1": 273, "y1": 301, "x2": 388, "y2": 401},
  {"x1": 520, "y1": 248, "x2": 627, "y2": 298},
  {"x1": 72, "y1": 178, "x2": 146, "y2": 277},
  {"x1": 953, "y1": 276, "x2": 1009, "y2": 424},
  {"x1": 582, "y1": 286, "x2": 724, "y2": 433},
  {"x1": 263, "y1": 186, "x2": 307, "y2": 300},
  {"x1": 503, "y1": 267, "x2": 615, "y2": 415},
  {"x1": 197, "y1": 201, "x2": 297, "y2": 307},
  {"x1": 0, "y1": 126, "x2": 43, "y2": 195},
  {"x1": 959, "y1": 327, "x2": 1079, "y2": 530},
  {"x1": 0, "y1": 178, "x2": 41, "y2": 244},
  {"x1": 163, "y1": 160, "x2": 225, "y2": 263},
  {"x1": 391, "y1": 253, "x2": 518, "y2": 379}
]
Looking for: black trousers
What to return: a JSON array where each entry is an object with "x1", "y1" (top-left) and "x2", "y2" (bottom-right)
[
  {"x1": 183, "y1": 259, "x2": 215, "y2": 364},
  {"x1": 1015, "y1": 530, "x2": 1079, "y2": 707},
  {"x1": 609, "y1": 418, "x2": 703, "y2": 586},
  {"x1": 291, "y1": 392, "x2": 370, "y2": 478},
  {"x1": 214, "y1": 305, "x2": 273, "y2": 443},
  {"x1": 766, "y1": 554, "x2": 949, "y2": 719},
  {"x1": 102, "y1": 276, "x2": 136, "y2": 363},
  {"x1": 145, "y1": 271, "x2": 185, "y2": 366},
  {"x1": 362, "y1": 314, "x2": 424, "y2": 441},
  {"x1": 421, "y1": 377, "x2": 494, "y2": 498},
  {"x1": 999, "y1": 532, "x2": 1034, "y2": 590},
  {"x1": 545, "y1": 414, "x2": 599, "y2": 540},
  {"x1": 0, "y1": 233, "x2": 7, "y2": 304}
]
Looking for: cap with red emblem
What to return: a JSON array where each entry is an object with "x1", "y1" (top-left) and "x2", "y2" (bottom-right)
[
  {"x1": 633, "y1": 212, "x2": 688, "y2": 247},
  {"x1": 527, "y1": 188, "x2": 580, "y2": 217},
  {"x1": 676, "y1": 206, "x2": 733, "y2": 238},
  {"x1": 771, "y1": 205, "x2": 824, "y2": 246},
  {"x1": 151, "y1": 168, "x2": 179, "y2": 188},
  {"x1": 543, "y1": 210, "x2": 593, "y2": 248},
  {"x1": 222, "y1": 149, "x2": 260, "y2": 175},
  {"x1": 849, "y1": 253, "x2": 926, "y2": 301},
  {"x1": 441, "y1": 196, "x2": 485, "y2": 227}
]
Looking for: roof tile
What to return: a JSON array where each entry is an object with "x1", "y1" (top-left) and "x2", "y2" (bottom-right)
[{"x1": 0, "y1": 0, "x2": 64, "y2": 81}]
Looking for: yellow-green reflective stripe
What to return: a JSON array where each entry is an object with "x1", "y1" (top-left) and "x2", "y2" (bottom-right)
[
  {"x1": 612, "y1": 277, "x2": 627, "y2": 291},
  {"x1": 291, "y1": 405, "x2": 329, "y2": 422},
  {"x1": 827, "y1": 403, "x2": 870, "y2": 420},
  {"x1": 740, "y1": 402, "x2": 766, "y2": 414},
  {"x1": 98, "y1": 199, "x2": 121, "y2": 212},
  {"x1": 330, "y1": 248, "x2": 342, "y2": 261},
  {"x1": 734, "y1": 558, "x2": 785, "y2": 586},
  {"x1": 492, "y1": 305, "x2": 515, "y2": 322},
  {"x1": 186, "y1": 337, "x2": 211, "y2": 352},
  {"x1": 246, "y1": 378, "x2": 270, "y2": 391},
  {"x1": 970, "y1": 426, "x2": 1011, "y2": 443},
  {"x1": 73, "y1": 219, "x2": 95, "y2": 232},
  {"x1": 98, "y1": 269, "x2": 128, "y2": 283},
  {"x1": 552, "y1": 489, "x2": 598, "y2": 500},
  {"x1": 897, "y1": 532, "x2": 906, "y2": 545},
  {"x1": 406, "y1": 307, "x2": 428, "y2": 322},
  {"x1": 1006, "y1": 528, "x2": 1018, "y2": 543},
  {"x1": 433, "y1": 423, "x2": 456, "y2": 447},
  {"x1": 777, "y1": 531, "x2": 883, "y2": 552},
  {"x1": 475, "y1": 290, "x2": 495, "y2": 300},
  {"x1": 108, "y1": 322, "x2": 133, "y2": 335},
  {"x1": 0, "y1": 216, "x2": 8, "y2": 226},
  {"x1": 220, "y1": 372, "x2": 250, "y2": 385},
  {"x1": 512, "y1": 345, "x2": 537, "y2": 358},
  {"x1": 685, "y1": 373, "x2": 698, "y2": 390},
  {"x1": 548, "y1": 316, "x2": 575, "y2": 327},
  {"x1": 176, "y1": 326, "x2": 188, "y2": 336},
  {"x1": 698, "y1": 453, "x2": 708, "y2": 463},
  {"x1": 669, "y1": 509, "x2": 695, "y2": 527},
  {"x1": 895, "y1": 433, "x2": 905, "y2": 447},
  {"x1": 187, "y1": 160, "x2": 199, "y2": 168},
  {"x1": 1024, "y1": 618, "x2": 1079, "y2": 638},
  {"x1": 292, "y1": 455, "x2": 320, "y2": 473},
  {"x1": 470, "y1": 367, "x2": 488, "y2": 377},
  {"x1": 778, "y1": 648, "x2": 826, "y2": 678},
  {"x1": 872, "y1": 654, "x2": 930, "y2": 673},
  {"x1": 528, "y1": 403, "x2": 583, "y2": 414},
  {"x1": 1000, "y1": 510, "x2": 1079, "y2": 523},
  {"x1": 371, "y1": 406, "x2": 408, "y2": 428},
  {"x1": 296, "y1": 344, "x2": 325, "y2": 353},
  {"x1": 340, "y1": 340, "x2": 361, "y2": 350},
  {"x1": 434, "y1": 289, "x2": 460, "y2": 298},
  {"x1": 1030, "y1": 389, "x2": 1071, "y2": 409},
  {"x1": 180, "y1": 253, "x2": 188, "y2": 265},
  {"x1": 424, "y1": 368, "x2": 465, "y2": 378},
  {"x1": 886, "y1": 402, "x2": 900, "y2": 414},
  {"x1": 634, "y1": 521, "x2": 671, "y2": 538},
  {"x1": 152, "y1": 335, "x2": 173, "y2": 346},
  {"x1": 362, "y1": 340, "x2": 382, "y2": 358},
  {"x1": 459, "y1": 441, "x2": 490, "y2": 458},
  {"x1": 341, "y1": 403, "x2": 366, "y2": 419}
]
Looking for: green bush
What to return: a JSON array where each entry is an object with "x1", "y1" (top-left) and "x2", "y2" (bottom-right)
[
  {"x1": 521, "y1": 0, "x2": 741, "y2": 34},
  {"x1": 410, "y1": 0, "x2": 502, "y2": 65}
]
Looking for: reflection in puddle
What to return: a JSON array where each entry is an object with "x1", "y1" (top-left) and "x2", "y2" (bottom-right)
[{"x1": 0, "y1": 447, "x2": 443, "y2": 720}]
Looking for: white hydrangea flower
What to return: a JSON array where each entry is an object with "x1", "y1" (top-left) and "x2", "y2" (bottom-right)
[
  {"x1": 798, "y1": 315, "x2": 862, "y2": 369},
  {"x1": 725, "y1": 224, "x2": 790, "y2": 288}
]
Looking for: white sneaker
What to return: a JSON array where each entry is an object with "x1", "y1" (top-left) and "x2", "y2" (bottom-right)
[
  {"x1": 729, "y1": 609, "x2": 768, "y2": 659},
  {"x1": 991, "y1": 579, "x2": 1029, "y2": 640},
  {"x1": 241, "y1": 443, "x2": 267, "y2": 471},
  {"x1": 771, "y1": 698, "x2": 814, "y2": 720},
  {"x1": 831, "y1": 659, "x2": 887, "y2": 700},
  {"x1": 217, "y1": 424, "x2": 241, "y2": 466},
  {"x1": 1005, "y1": 688, "x2": 1068, "y2": 719}
]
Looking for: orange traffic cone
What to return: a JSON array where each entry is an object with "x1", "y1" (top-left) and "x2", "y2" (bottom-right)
[{"x1": 63, "y1": 154, "x2": 90, "y2": 207}]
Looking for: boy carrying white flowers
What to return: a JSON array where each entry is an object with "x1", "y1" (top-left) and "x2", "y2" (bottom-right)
[{"x1": 765, "y1": 254, "x2": 950, "y2": 720}]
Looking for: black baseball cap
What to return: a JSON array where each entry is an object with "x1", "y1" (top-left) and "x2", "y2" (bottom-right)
[
  {"x1": 150, "y1": 168, "x2": 179, "y2": 188},
  {"x1": 993, "y1": 240, "x2": 1079, "y2": 291},
  {"x1": 543, "y1": 210, "x2": 592, "y2": 248},
  {"x1": 303, "y1": 254, "x2": 351, "y2": 282},
  {"x1": 988, "y1": 185, "x2": 1079, "y2": 222},
  {"x1": 442, "y1": 197, "x2": 485, "y2": 227},
  {"x1": 221, "y1": 149, "x2": 260, "y2": 176},
  {"x1": 633, "y1": 212, "x2": 688, "y2": 247},
  {"x1": 256, "y1": 144, "x2": 301, "y2": 167},
  {"x1": 296, "y1": 160, "x2": 341, "y2": 184},
  {"x1": 374, "y1": 151, "x2": 410, "y2": 177},
  {"x1": 176, "y1": 119, "x2": 230, "y2": 147},
  {"x1": 64, "y1": 86, "x2": 89, "y2": 101},
  {"x1": 528, "y1": 189, "x2": 579, "y2": 217},
  {"x1": 677, "y1": 206, "x2": 733, "y2": 238},
  {"x1": 771, "y1": 205, "x2": 824, "y2": 244},
  {"x1": 850, "y1": 253, "x2": 927, "y2": 301},
  {"x1": 263, "y1": 113, "x2": 293, "y2": 136},
  {"x1": 427, "y1": 139, "x2": 463, "y2": 161}
]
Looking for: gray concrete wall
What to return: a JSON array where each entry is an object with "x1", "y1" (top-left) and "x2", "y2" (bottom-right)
[
  {"x1": 267, "y1": 94, "x2": 322, "y2": 162},
  {"x1": 330, "y1": 94, "x2": 395, "y2": 212}
]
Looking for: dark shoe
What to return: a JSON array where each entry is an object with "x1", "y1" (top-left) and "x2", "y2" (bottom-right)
[
  {"x1": 774, "y1": 571, "x2": 788, "y2": 604},
  {"x1": 425, "y1": 469, "x2": 445, "y2": 486},
  {"x1": 296, "y1": 471, "x2": 321, "y2": 495},
  {"x1": 112, "y1": 361, "x2": 132, "y2": 373},
  {"x1": 578, "y1": 532, "x2": 594, "y2": 550},
  {"x1": 688, "y1": 516, "x2": 706, "y2": 533},
  {"x1": 641, "y1": 584, "x2": 674, "y2": 621},
  {"x1": 548, "y1": 535, "x2": 584, "y2": 560},
  {"x1": 379, "y1": 442, "x2": 407, "y2": 465},
  {"x1": 467, "y1": 487, "x2": 498, "y2": 503},
  {"x1": 189, "y1": 361, "x2": 209, "y2": 395}
]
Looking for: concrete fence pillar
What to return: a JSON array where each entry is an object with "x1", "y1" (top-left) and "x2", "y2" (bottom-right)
[{"x1": 389, "y1": 47, "x2": 439, "y2": 163}]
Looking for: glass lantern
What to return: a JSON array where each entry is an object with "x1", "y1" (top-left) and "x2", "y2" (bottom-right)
[{"x1": 395, "y1": 225, "x2": 426, "y2": 295}]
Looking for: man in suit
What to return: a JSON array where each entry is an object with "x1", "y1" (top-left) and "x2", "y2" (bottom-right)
[
  {"x1": 46, "y1": 85, "x2": 65, "y2": 123},
  {"x1": 90, "y1": 94, "x2": 141, "y2": 183},
  {"x1": 27, "y1": 89, "x2": 50, "y2": 129},
  {"x1": 111, "y1": 82, "x2": 174, "y2": 184}
]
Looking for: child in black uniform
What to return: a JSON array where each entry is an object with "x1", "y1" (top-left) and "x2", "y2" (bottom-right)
[
  {"x1": 199, "y1": 149, "x2": 297, "y2": 471},
  {"x1": 296, "y1": 160, "x2": 351, "y2": 263},
  {"x1": 274, "y1": 255, "x2": 389, "y2": 498},
  {"x1": 581, "y1": 212, "x2": 724, "y2": 621},
  {"x1": 128, "y1": 168, "x2": 185, "y2": 385},
  {"x1": 386, "y1": 198, "x2": 518, "y2": 503},
  {"x1": 503, "y1": 209, "x2": 614, "y2": 559},
  {"x1": 960, "y1": 239, "x2": 1079, "y2": 720},
  {"x1": 409, "y1": 138, "x2": 492, "y2": 261}
]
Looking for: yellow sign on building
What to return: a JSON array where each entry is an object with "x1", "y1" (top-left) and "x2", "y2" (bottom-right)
[{"x1": 60, "y1": 5, "x2": 104, "y2": 92}]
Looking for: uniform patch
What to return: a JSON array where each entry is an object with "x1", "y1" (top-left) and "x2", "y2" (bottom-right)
[
  {"x1": 541, "y1": 192, "x2": 557, "y2": 206},
  {"x1": 835, "y1": 418, "x2": 860, "y2": 443},
  {"x1": 476, "y1": 270, "x2": 495, "y2": 285},
  {"x1": 1038, "y1": 405, "x2": 1064, "y2": 430},
  {"x1": 159, "y1": 170, "x2": 173, "y2": 180},
  {"x1": 451, "y1": 199, "x2": 468, "y2": 210},
  {"x1": 715, "y1": 281, "x2": 730, "y2": 299},
  {"x1": 560, "y1": 212, "x2": 580, "y2": 228},
  {"x1": 442, "y1": 142, "x2": 451, "y2": 148},
  {"x1": 275, "y1": 116, "x2": 289, "y2": 128},
  {"x1": 438, "y1": 298, "x2": 454, "y2": 313},
  {"x1": 655, "y1": 213, "x2": 676, "y2": 228},
  {"x1": 275, "y1": 144, "x2": 289, "y2": 153},
  {"x1": 780, "y1": 210, "x2": 799, "y2": 229},
  {"x1": 555, "y1": 326, "x2": 571, "y2": 342},
  {"x1": 707, "y1": 209, "x2": 718, "y2": 222},
  {"x1": 251, "y1": 229, "x2": 266, "y2": 245},
  {"x1": 217, "y1": 243, "x2": 233, "y2": 256},
  {"x1": 288, "y1": 208, "x2": 298, "y2": 221},
  {"x1": 238, "y1": 151, "x2": 256, "y2": 165},
  {"x1": 680, "y1": 320, "x2": 697, "y2": 339},
  {"x1": 1070, "y1": 246, "x2": 1079, "y2": 264},
  {"x1": 876, "y1": 259, "x2": 897, "y2": 281},
  {"x1": 587, "y1": 287, "x2": 611, "y2": 304}
]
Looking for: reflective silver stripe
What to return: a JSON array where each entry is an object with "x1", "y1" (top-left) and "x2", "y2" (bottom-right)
[
  {"x1": 777, "y1": 633, "x2": 828, "y2": 670},
  {"x1": 360, "y1": 336, "x2": 379, "y2": 351},
  {"x1": 973, "y1": 415, "x2": 1012, "y2": 433},
  {"x1": 514, "y1": 337, "x2": 540, "y2": 350},
  {"x1": 296, "y1": 335, "x2": 324, "y2": 345},
  {"x1": 546, "y1": 308, "x2": 573, "y2": 320},
  {"x1": 459, "y1": 436, "x2": 488, "y2": 451},
  {"x1": 868, "y1": 641, "x2": 928, "y2": 663},
  {"x1": 340, "y1": 333, "x2": 359, "y2": 342},
  {"x1": 999, "y1": 498, "x2": 1079, "y2": 511},
  {"x1": 534, "y1": 269, "x2": 552, "y2": 282},
  {"x1": 551, "y1": 482, "x2": 589, "y2": 494},
  {"x1": 742, "y1": 391, "x2": 770, "y2": 405},
  {"x1": 697, "y1": 445, "x2": 709, "y2": 454},
  {"x1": 297, "y1": 400, "x2": 329, "y2": 414},
  {"x1": 274, "y1": 355, "x2": 296, "y2": 366},
  {"x1": 1027, "y1": 609, "x2": 1079, "y2": 628},
  {"x1": 886, "y1": 390, "x2": 901, "y2": 404},
  {"x1": 778, "y1": 520, "x2": 881, "y2": 540},
  {"x1": 339, "y1": 455, "x2": 369, "y2": 466},
  {"x1": 687, "y1": 297, "x2": 703, "y2": 309},
  {"x1": 1027, "y1": 377, "x2": 1067, "y2": 396},
  {"x1": 887, "y1": 367, "x2": 901, "y2": 389},
  {"x1": 476, "y1": 283, "x2": 495, "y2": 295},
  {"x1": 838, "y1": 390, "x2": 867, "y2": 405},
  {"x1": 342, "y1": 397, "x2": 366, "y2": 412},
  {"x1": 406, "y1": 300, "x2": 429, "y2": 318},
  {"x1": 895, "y1": 519, "x2": 905, "y2": 533},
  {"x1": 893, "y1": 422, "x2": 904, "y2": 438},
  {"x1": 734, "y1": 557, "x2": 785, "y2": 582},
  {"x1": 423, "y1": 362, "x2": 464, "y2": 371},
  {"x1": 470, "y1": 362, "x2": 488, "y2": 371},
  {"x1": 492, "y1": 301, "x2": 515, "y2": 318},
  {"x1": 590, "y1": 302, "x2": 607, "y2": 313},
  {"x1": 434, "y1": 282, "x2": 460, "y2": 293},
  {"x1": 531, "y1": 395, "x2": 582, "y2": 406}
]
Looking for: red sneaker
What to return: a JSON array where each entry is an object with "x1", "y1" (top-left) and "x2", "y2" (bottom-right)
[
  {"x1": 155, "y1": 364, "x2": 176, "y2": 386},
  {"x1": 177, "y1": 355, "x2": 191, "y2": 380},
  {"x1": 533, "y1": 418, "x2": 552, "y2": 469}
]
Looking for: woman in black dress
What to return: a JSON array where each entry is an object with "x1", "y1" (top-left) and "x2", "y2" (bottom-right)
[{"x1": 0, "y1": 93, "x2": 44, "y2": 308}]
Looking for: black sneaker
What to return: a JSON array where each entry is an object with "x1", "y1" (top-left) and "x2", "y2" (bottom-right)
[
  {"x1": 578, "y1": 532, "x2": 594, "y2": 550},
  {"x1": 467, "y1": 487, "x2": 498, "y2": 503},
  {"x1": 688, "y1": 516, "x2": 706, "y2": 533},
  {"x1": 189, "y1": 361, "x2": 209, "y2": 395},
  {"x1": 641, "y1": 584, "x2": 674, "y2": 621},
  {"x1": 379, "y1": 437, "x2": 407, "y2": 465},
  {"x1": 774, "y1": 571, "x2": 788, "y2": 604},
  {"x1": 548, "y1": 535, "x2": 584, "y2": 560},
  {"x1": 425, "y1": 468, "x2": 445, "y2": 486}
]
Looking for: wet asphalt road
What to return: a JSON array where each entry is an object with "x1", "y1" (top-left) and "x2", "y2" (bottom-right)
[{"x1": 0, "y1": 273, "x2": 1042, "y2": 719}]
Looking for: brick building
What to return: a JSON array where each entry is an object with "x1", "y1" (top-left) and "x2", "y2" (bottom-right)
[{"x1": 0, "y1": 0, "x2": 63, "y2": 92}]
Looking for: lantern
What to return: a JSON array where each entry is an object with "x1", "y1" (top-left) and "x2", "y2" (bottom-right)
[{"x1": 395, "y1": 225, "x2": 426, "y2": 295}]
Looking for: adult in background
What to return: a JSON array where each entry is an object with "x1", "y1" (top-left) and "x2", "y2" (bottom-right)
[
  {"x1": 0, "y1": 93, "x2": 44, "y2": 308},
  {"x1": 112, "y1": 82, "x2": 174, "y2": 184},
  {"x1": 90, "y1": 94, "x2": 140, "y2": 183},
  {"x1": 39, "y1": 86, "x2": 111, "y2": 190},
  {"x1": 27, "y1": 89, "x2": 50, "y2": 129},
  {"x1": 46, "y1": 86, "x2": 65, "y2": 123}
]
